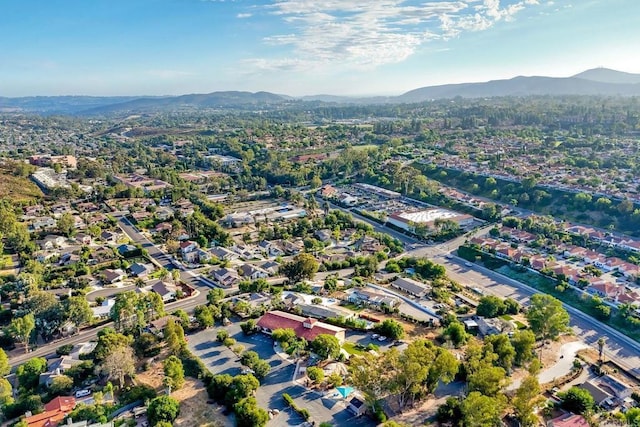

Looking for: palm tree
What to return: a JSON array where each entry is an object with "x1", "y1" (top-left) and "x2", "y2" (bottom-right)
[{"x1": 598, "y1": 337, "x2": 606, "y2": 364}]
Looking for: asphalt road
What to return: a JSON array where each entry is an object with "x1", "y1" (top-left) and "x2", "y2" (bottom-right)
[
  {"x1": 327, "y1": 204, "x2": 640, "y2": 372},
  {"x1": 438, "y1": 256, "x2": 640, "y2": 373}
]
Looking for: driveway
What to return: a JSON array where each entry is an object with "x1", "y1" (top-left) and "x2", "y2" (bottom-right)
[{"x1": 188, "y1": 323, "x2": 376, "y2": 426}]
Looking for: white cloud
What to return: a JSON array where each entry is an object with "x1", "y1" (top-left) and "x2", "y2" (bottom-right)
[
  {"x1": 237, "y1": 12, "x2": 252, "y2": 18},
  {"x1": 246, "y1": 0, "x2": 541, "y2": 72}
]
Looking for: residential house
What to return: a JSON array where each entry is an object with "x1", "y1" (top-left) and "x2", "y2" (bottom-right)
[
  {"x1": 59, "y1": 253, "x2": 80, "y2": 267},
  {"x1": 587, "y1": 282, "x2": 623, "y2": 300},
  {"x1": 281, "y1": 240, "x2": 303, "y2": 255},
  {"x1": 35, "y1": 250, "x2": 60, "y2": 263},
  {"x1": 100, "y1": 231, "x2": 120, "y2": 244},
  {"x1": 37, "y1": 235, "x2": 66, "y2": 250},
  {"x1": 260, "y1": 260, "x2": 280, "y2": 276},
  {"x1": 212, "y1": 268, "x2": 241, "y2": 287},
  {"x1": 391, "y1": 277, "x2": 430, "y2": 298},
  {"x1": 257, "y1": 310, "x2": 346, "y2": 343},
  {"x1": 180, "y1": 240, "x2": 199, "y2": 263},
  {"x1": 209, "y1": 246, "x2": 238, "y2": 262},
  {"x1": 75, "y1": 233, "x2": 91, "y2": 245},
  {"x1": 129, "y1": 262, "x2": 154, "y2": 278},
  {"x1": 117, "y1": 244, "x2": 138, "y2": 256},
  {"x1": 153, "y1": 222, "x2": 173, "y2": 234},
  {"x1": 347, "y1": 288, "x2": 399, "y2": 308},
  {"x1": 25, "y1": 396, "x2": 76, "y2": 427},
  {"x1": 258, "y1": 240, "x2": 284, "y2": 257},
  {"x1": 149, "y1": 280, "x2": 177, "y2": 302},
  {"x1": 298, "y1": 303, "x2": 354, "y2": 321},
  {"x1": 239, "y1": 263, "x2": 269, "y2": 280},
  {"x1": 39, "y1": 357, "x2": 80, "y2": 387},
  {"x1": 347, "y1": 396, "x2": 367, "y2": 417},
  {"x1": 29, "y1": 216, "x2": 56, "y2": 232},
  {"x1": 475, "y1": 316, "x2": 509, "y2": 336},
  {"x1": 102, "y1": 268, "x2": 126, "y2": 284},
  {"x1": 92, "y1": 299, "x2": 115, "y2": 319},
  {"x1": 314, "y1": 229, "x2": 332, "y2": 242}
]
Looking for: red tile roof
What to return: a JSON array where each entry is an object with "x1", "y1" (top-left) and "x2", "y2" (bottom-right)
[
  {"x1": 26, "y1": 396, "x2": 75, "y2": 427},
  {"x1": 257, "y1": 310, "x2": 345, "y2": 342},
  {"x1": 549, "y1": 413, "x2": 589, "y2": 427}
]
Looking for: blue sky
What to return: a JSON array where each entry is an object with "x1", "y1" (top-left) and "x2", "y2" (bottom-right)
[{"x1": 0, "y1": 0, "x2": 638, "y2": 96}]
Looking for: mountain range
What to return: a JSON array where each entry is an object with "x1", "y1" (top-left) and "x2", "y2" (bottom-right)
[{"x1": 1, "y1": 68, "x2": 639, "y2": 115}]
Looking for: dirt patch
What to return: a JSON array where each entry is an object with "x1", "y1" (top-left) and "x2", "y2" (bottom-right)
[
  {"x1": 173, "y1": 380, "x2": 232, "y2": 427},
  {"x1": 136, "y1": 362, "x2": 232, "y2": 427},
  {"x1": 539, "y1": 335, "x2": 579, "y2": 368}
]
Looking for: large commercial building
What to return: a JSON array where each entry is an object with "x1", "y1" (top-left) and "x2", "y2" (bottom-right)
[{"x1": 387, "y1": 208, "x2": 474, "y2": 232}]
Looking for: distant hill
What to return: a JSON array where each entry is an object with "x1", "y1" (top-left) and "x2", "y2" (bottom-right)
[
  {"x1": 0, "y1": 95, "x2": 139, "y2": 114},
  {"x1": 80, "y1": 91, "x2": 289, "y2": 115},
  {"x1": 572, "y1": 68, "x2": 640, "y2": 84},
  {"x1": 397, "y1": 74, "x2": 640, "y2": 103},
  {"x1": 2, "y1": 68, "x2": 640, "y2": 114}
]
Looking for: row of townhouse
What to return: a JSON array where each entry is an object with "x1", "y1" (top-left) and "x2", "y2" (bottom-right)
[{"x1": 471, "y1": 236, "x2": 640, "y2": 305}]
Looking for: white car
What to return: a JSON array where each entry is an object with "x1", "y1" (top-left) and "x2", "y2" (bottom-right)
[
  {"x1": 75, "y1": 389, "x2": 91, "y2": 398},
  {"x1": 378, "y1": 336, "x2": 387, "y2": 342},
  {"x1": 371, "y1": 334, "x2": 379, "y2": 339},
  {"x1": 465, "y1": 262, "x2": 472, "y2": 267}
]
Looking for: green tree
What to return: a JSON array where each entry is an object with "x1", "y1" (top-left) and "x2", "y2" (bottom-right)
[
  {"x1": 240, "y1": 351, "x2": 260, "y2": 367},
  {"x1": 57, "y1": 213, "x2": 75, "y2": 237},
  {"x1": 207, "y1": 374, "x2": 233, "y2": 403},
  {"x1": 48, "y1": 375, "x2": 74, "y2": 395},
  {"x1": 64, "y1": 296, "x2": 93, "y2": 328},
  {"x1": 234, "y1": 396, "x2": 269, "y2": 427},
  {"x1": 513, "y1": 375, "x2": 544, "y2": 427},
  {"x1": 625, "y1": 407, "x2": 640, "y2": 426},
  {"x1": 11, "y1": 314, "x2": 35, "y2": 353},
  {"x1": 444, "y1": 322, "x2": 468, "y2": 348},
  {"x1": 558, "y1": 387, "x2": 594, "y2": 415},
  {"x1": 93, "y1": 328, "x2": 133, "y2": 361},
  {"x1": 98, "y1": 346, "x2": 136, "y2": 387},
  {"x1": 16, "y1": 357, "x2": 47, "y2": 392},
  {"x1": 164, "y1": 318, "x2": 187, "y2": 354},
  {"x1": 0, "y1": 348, "x2": 10, "y2": 376},
  {"x1": 526, "y1": 294, "x2": 570, "y2": 341},
  {"x1": 194, "y1": 305, "x2": 214, "y2": 328},
  {"x1": 251, "y1": 359, "x2": 271, "y2": 380},
  {"x1": 461, "y1": 392, "x2": 505, "y2": 427},
  {"x1": 207, "y1": 288, "x2": 225, "y2": 305},
  {"x1": 147, "y1": 395, "x2": 180, "y2": 425},
  {"x1": 163, "y1": 355, "x2": 185, "y2": 391},
  {"x1": 484, "y1": 334, "x2": 515, "y2": 372},
  {"x1": 306, "y1": 366, "x2": 324, "y2": 384},
  {"x1": 281, "y1": 253, "x2": 319, "y2": 284},
  {"x1": 225, "y1": 374, "x2": 260, "y2": 407},
  {"x1": 311, "y1": 334, "x2": 341, "y2": 360},
  {"x1": 476, "y1": 295, "x2": 505, "y2": 318},
  {"x1": 0, "y1": 377, "x2": 14, "y2": 406},
  {"x1": 511, "y1": 330, "x2": 536, "y2": 366},
  {"x1": 376, "y1": 319, "x2": 405, "y2": 340}
]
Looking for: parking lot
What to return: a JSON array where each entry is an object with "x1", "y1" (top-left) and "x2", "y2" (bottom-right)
[{"x1": 188, "y1": 323, "x2": 376, "y2": 426}]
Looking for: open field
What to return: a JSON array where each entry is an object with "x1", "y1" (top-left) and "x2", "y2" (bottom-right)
[{"x1": 0, "y1": 170, "x2": 42, "y2": 202}]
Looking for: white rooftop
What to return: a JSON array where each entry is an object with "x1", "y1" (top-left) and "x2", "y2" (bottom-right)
[{"x1": 395, "y1": 208, "x2": 461, "y2": 224}]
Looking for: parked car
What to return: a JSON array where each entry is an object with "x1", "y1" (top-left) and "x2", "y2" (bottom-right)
[
  {"x1": 378, "y1": 336, "x2": 387, "y2": 342},
  {"x1": 75, "y1": 389, "x2": 91, "y2": 398},
  {"x1": 371, "y1": 334, "x2": 379, "y2": 339}
]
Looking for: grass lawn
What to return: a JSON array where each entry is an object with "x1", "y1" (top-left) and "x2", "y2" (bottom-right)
[
  {"x1": 342, "y1": 341, "x2": 378, "y2": 356},
  {"x1": 500, "y1": 314, "x2": 513, "y2": 321},
  {"x1": 340, "y1": 302, "x2": 364, "y2": 312}
]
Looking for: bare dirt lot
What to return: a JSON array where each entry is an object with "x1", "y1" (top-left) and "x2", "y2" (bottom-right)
[{"x1": 136, "y1": 362, "x2": 232, "y2": 427}]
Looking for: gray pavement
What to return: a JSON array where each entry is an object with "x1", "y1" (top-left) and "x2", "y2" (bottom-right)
[{"x1": 188, "y1": 323, "x2": 376, "y2": 426}]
